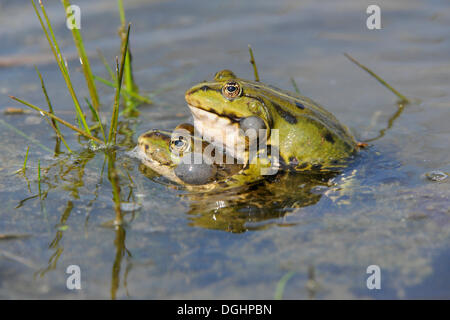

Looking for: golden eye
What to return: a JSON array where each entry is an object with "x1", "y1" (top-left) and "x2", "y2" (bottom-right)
[
  {"x1": 170, "y1": 135, "x2": 190, "y2": 154},
  {"x1": 222, "y1": 81, "x2": 241, "y2": 99}
]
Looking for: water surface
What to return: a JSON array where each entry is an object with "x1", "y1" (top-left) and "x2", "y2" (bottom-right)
[{"x1": 0, "y1": 0, "x2": 449, "y2": 299}]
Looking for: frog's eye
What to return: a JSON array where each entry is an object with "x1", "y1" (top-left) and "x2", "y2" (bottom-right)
[
  {"x1": 170, "y1": 136, "x2": 190, "y2": 154},
  {"x1": 222, "y1": 81, "x2": 241, "y2": 99},
  {"x1": 170, "y1": 128, "x2": 192, "y2": 154}
]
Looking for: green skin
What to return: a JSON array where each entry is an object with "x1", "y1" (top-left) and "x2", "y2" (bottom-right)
[
  {"x1": 137, "y1": 128, "x2": 266, "y2": 191},
  {"x1": 185, "y1": 70, "x2": 358, "y2": 171}
]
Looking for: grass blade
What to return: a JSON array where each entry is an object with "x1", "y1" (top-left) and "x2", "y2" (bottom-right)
[
  {"x1": 35, "y1": 66, "x2": 72, "y2": 153},
  {"x1": 108, "y1": 24, "x2": 130, "y2": 144},
  {"x1": 274, "y1": 271, "x2": 295, "y2": 300},
  {"x1": 118, "y1": 0, "x2": 140, "y2": 114},
  {"x1": 86, "y1": 98, "x2": 106, "y2": 142},
  {"x1": 9, "y1": 96, "x2": 103, "y2": 144},
  {"x1": 23, "y1": 146, "x2": 30, "y2": 172},
  {"x1": 290, "y1": 77, "x2": 301, "y2": 94},
  {"x1": 344, "y1": 53, "x2": 410, "y2": 104},
  {"x1": 37, "y1": 158, "x2": 42, "y2": 198},
  {"x1": 32, "y1": 0, "x2": 92, "y2": 135},
  {"x1": 248, "y1": 45, "x2": 260, "y2": 82},
  {"x1": 14, "y1": 146, "x2": 31, "y2": 175},
  {"x1": 97, "y1": 49, "x2": 116, "y2": 81},
  {"x1": 62, "y1": 0, "x2": 100, "y2": 110},
  {"x1": 94, "y1": 75, "x2": 152, "y2": 104}
]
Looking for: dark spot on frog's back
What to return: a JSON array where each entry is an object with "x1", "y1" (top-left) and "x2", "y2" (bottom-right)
[
  {"x1": 324, "y1": 132, "x2": 335, "y2": 144},
  {"x1": 273, "y1": 102, "x2": 297, "y2": 124},
  {"x1": 295, "y1": 101, "x2": 305, "y2": 110}
]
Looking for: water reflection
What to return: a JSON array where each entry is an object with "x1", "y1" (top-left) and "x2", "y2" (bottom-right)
[
  {"x1": 15, "y1": 145, "x2": 138, "y2": 299},
  {"x1": 35, "y1": 200, "x2": 73, "y2": 278},
  {"x1": 111, "y1": 225, "x2": 132, "y2": 300},
  {"x1": 140, "y1": 164, "x2": 336, "y2": 233}
]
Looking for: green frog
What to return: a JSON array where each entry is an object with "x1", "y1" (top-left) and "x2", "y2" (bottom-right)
[
  {"x1": 135, "y1": 71, "x2": 367, "y2": 231},
  {"x1": 185, "y1": 70, "x2": 360, "y2": 171},
  {"x1": 136, "y1": 124, "x2": 268, "y2": 192}
]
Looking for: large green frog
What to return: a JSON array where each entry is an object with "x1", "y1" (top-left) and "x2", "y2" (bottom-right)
[{"x1": 185, "y1": 70, "x2": 359, "y2": 171}]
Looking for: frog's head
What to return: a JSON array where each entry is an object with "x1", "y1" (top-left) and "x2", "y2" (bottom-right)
[
  {"x1": 185, "y1": 70, "x2": 272, "y2": 161},
  {"x1": 137, "y1": 125, "x2": 218, "y2": 186},
  {"x1": 137, "y1": 129, "x2": 174, "y2": 167}
]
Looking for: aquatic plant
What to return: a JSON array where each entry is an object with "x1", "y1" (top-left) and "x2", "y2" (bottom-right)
[{"x1": 9, "y1": 1, "x2": 141, "y2": 237}]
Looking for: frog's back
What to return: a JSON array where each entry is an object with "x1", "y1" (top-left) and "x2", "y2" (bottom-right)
[{"x1": 241, "y1": 78, "x2": 357, "y2": 170}]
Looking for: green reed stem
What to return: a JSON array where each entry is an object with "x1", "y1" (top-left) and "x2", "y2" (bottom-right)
[
  {"x1": 32, "y1": 0, "x2": 92, "y2": 135},
  {"x1": 37, "y1": 158, "x2": 42, "y2": 197},
  {"x1": 43, "y1": 117, "x2": 64, "y2": 153},
  {"x1": 344, "y1": 53, "x2": 410, "y2": 104},
  {"x1": 9, "y1": 96, "x2": 103, "y2": 144},
  {"x1": 97, "y1": 49, "x2": 116, "y2": 81},
  {"x1": 94, "y1": 75, "x2": 152, "y2": 104},
  {"x1": 85, "y1": 98, "x2": 106, "y2": 142},
  {"x1": 108, "y1": 24, "x2": 130, "y2": 144},
  {"x1": 274, "y1": 271, "x2": 295, "y2": 300},
  {"x1": 35, "y1": 66, "x2": 72, "y2": 153},
  {"x1": 118, "y1": 0, "x2": 126, "y2": 24},
  {"x1": 118, "y1": 0, "x2": 140, "y2": 113},
  {"x1": 23, "y1": 146, "x2": 30, "y2": 173},
  {"x1": 37, "y1": 159, "x2": 41, "y2": 181},
  {"x1": 290, "y1": 77, "x2": 301, "y2": 94},
  {"x1": 62, "y1": 0, "x2": 100, "y2": 111},
  {"x1": 248, "y1": 45, "x2": 260, "y2": 82}
]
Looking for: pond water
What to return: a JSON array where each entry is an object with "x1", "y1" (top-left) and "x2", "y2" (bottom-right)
[{"x1": 0, "y1": 0, "x2": 449, "y2": 299}]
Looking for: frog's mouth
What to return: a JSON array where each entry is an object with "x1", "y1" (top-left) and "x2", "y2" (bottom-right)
[{"x1": 188, "y1": 104, "x2": 247, "y2": 161}]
